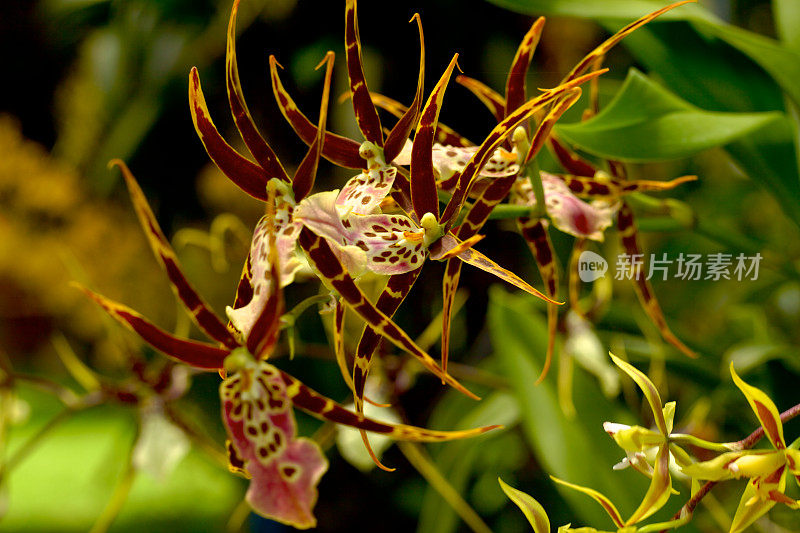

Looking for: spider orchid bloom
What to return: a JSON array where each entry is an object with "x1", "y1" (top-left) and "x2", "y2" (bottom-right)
[
  {"x1": 81, "y1": 166, "x2": 501, "y2": 528},
  {"x1": 382, "y1": 0, "x2": 696, "y2": 382},
  {"x1": 682, "y1": 364, "x2": 800, "y2": 533},
  {"x1": 185, "y1": 0, "x2": 495, "y2": 474},
  {"x1": 269, "y1": 0, "x2": 606, "y2": 464},
  {"x1": 498, "y1": 477, "x2": 688, "y2": 533},
  {"x1": 600, "y1": 355, "x2": 683, "y2": 524},
  {"x1": 189, "y1": 0, "x2": 339, "y2": 340}
]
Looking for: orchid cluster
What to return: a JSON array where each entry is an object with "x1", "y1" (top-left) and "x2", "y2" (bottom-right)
[
  {"x1": 71, "y1": 0, "x2": 747, "y2": 528},
  {"x1": 500, "y1": 356, "x2": 800, "y2": 533}
]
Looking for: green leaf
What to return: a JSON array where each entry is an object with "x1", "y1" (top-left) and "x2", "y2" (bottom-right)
[
  {"x1": 488, "y1": 287, "x2": 648, "y2": 527},
  {"x1": 485, "y1": 0, "x2": 710, "y2": 20},
  {"x1": 692, "y1": 18, "x2": 800, "y2": 109},
  {"x1": 417, "y1": 390, "x2": 521, "y2": 533},
  {"x1": 485, "y1": 0, "x2": 800, "y2": 108},
  {"x1": 774, "y1": 0, "x2": 800, "y2": 52},
  {"x1": 611, "y1": 24, "x2": 800, "y2": 228},
  {"x1": 2, "y1": 387, "x2": 242, "y2": 532},
  {"x1": 555, "y1": 69, "x2": 781, "y2": 162}
]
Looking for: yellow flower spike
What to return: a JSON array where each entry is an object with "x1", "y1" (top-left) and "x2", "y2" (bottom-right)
[
  {"x1": 603, "y1": 423, "x2": 663, "y2": 454},
  {"x1": 626, "y1": 445, "x2": 672, "y2": 525},
  {"x1": 728, "y1": 452, "x2": 785, "y2": 479},
  {"x1": 498, "y1": 478, "x2": 551, "y2": 533},
  {"x1": 551, "y1": 476, "x2": 626, "y2": 529},
  {"x1": 609, "y1": 354, "x2": 668, "y2": 435},
  {"x1": 682, "y1": 366, "x2": 800, "y2": 532},
  {"x1": 730, "y1": 363, "x2": 785, "y2": 449},
  {"x1": 729, "y1": 468, "x2": 785, "y2": 533}
]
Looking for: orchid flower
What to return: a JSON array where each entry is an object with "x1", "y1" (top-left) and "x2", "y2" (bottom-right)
[
  {"x1": 376, "y1": 0, "x2": 691, "y2": 381},
  {"x1": 267, "y1": 0, "x2": 610, "y2": 468},
  {"x1": 682, "y1": 364, "x2": 800, "y2": 533},
  {"x1": 189, "y1": 0, "x2": 338, "y2": 341},
  {"x1": 498, "y1": 477, "x2": 689, "y2": 533},
  {"x1": 83, "y1": 164, "x2": 500, "y2": 528},
  {"x1": 601, "y1": 354, "x2": 683, "y2": 524},
  {"x1": 184, "y1": 0, "x2": 496, "y2": 471}
]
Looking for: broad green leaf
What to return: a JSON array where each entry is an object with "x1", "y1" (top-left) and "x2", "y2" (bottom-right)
[
  {"x1": 555, "y1": 69, "x2": 781, "y2": 162},
  {"x1": 614, "y1": 25, "x2": 800, "y2": 228},
  {"x1": 617, "y1": 22, "x2": 783, "y2": 112},
  {"x1": 486, "y1": 0, "x2": 800, "y2": 108},
  {"x1": 692, "y1": 19, "x2": 800, "y2": 109},
  {"x1": 724, "y1": 116, "x2": 800, "y2": 228}
]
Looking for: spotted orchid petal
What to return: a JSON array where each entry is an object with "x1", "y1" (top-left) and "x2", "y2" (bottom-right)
[
  {"x1": 189, "y1": 67, "x2": 270, "y2": 201},
  {"x1": 430, "y1": 234, "x2": 559, "y2": 305},
  {"x1": 227, "y1": 185, "x2": 305, "y2": 341},
  {"x1": 292, "y1": 52, "x2": 335, "y2": 201},
  {"x1": 395, "y1": 141, "x2": 518, "y2": 187},
  {"x1": 730, "y1": 364, "x2": 786, "y2": 449},
  {"x1": 513, "y1": 172, "x2": 618, "y2": 241},
  {"x1": 441, "y1": 69, "x2": 608, "y2": 229},
  {"x1": 336, "y1": 150, "x2": 397, "y2": 215},
  {"x1": 294, "y1": 189, "x2": 426, "y2": 277},
  {"x1": 221, "y1": 354, "x2": 327, "y2": 529},
  {"x1": 411, "y1": 53, "x2": 461, "y2": 220},
  {"x1": 439, "y1": 91, "x2": 581, "y2": 380},
  {"x1": 344, "y1": 0, "x2": 383, "y2": 146},
  {"x1": 383, "y1": 14, "x2": 425, "y2": 163},
  {"x1": 505, "y1": 16, "x2": 546, "y2": 119},
  {"x1": 518, "y1": 218, "x2": 559, "y2": 381},
  {"x1": 296, "y1": 226, "x2": 479, "y2": 401},
  {"x1": 560, "y1": 174, "x2": 697, "y2": 200},
  {"x1": 499, "y1": 478, "x2": 551, "y2": 533},
  {"x1": 549, "y1": 134, "x2": 597, "y2": 177},
  {"x1": 351, "y1": 269, "x2": 421, "y2": 411},
  {"x1": 279, "y1": 368, "x2": 497, "y2": 440}
]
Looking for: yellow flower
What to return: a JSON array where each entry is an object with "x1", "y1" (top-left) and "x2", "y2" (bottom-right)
[{"x1": 682, "y1": 364, "x2": 800, "y2": 533}]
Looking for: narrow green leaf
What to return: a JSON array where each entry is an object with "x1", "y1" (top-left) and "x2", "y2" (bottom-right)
[
  {"x1": 555, "y1": 69, "x2": 781, "y2": 162},
  {"x1": 418, "y1": 391, "x2": 521, "y2": 533},
  {"x1": 773, "y1": 0, "x2": 800, "y2": 52},
  {"x1": 488, "y1": 288, "x2": 647, "y2": 527}
]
